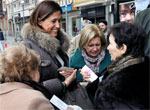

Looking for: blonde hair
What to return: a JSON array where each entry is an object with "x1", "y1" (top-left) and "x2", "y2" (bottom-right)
[
  {"x1": 0, "y1": 44, "x2": 40, "y2": 83},
  {"x1": 79, "y1": 24, "x2": 106, "y2": 50}
]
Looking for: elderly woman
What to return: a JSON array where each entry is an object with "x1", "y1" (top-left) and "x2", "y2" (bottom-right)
[
  {"x1": 94, "y1": 22, "x2": 149, "y2": 109},
  {"x1": 0, "y1": 44, "x2": 54, "y2": 110},
  {"x1": 69, "y1": 24, "x2": 111, "y2": 103},
  {"x1": 21, "y1": 0, "x2": 76, "y2": 98}
]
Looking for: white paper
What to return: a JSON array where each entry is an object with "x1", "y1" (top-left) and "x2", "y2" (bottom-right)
[
  {"x1": 50, "y1": 95, "x2": 68, "y2": 110},
  {"x1": 81, "y1": 65, "x2": 98, "y2": 82}
]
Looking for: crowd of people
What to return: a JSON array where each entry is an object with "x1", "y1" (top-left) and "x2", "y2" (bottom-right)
[{"x1": 0, "y1": 0, "x2": 149, "y2": 110}]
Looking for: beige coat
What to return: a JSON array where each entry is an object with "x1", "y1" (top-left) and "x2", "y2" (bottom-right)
[{"x1": 0, "y1": 82, "x2": 54, "y2": 110}]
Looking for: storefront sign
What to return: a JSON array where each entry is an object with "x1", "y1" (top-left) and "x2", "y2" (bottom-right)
[{"x1": 56, "y1": 0, "x2": 72, "y2": 7}]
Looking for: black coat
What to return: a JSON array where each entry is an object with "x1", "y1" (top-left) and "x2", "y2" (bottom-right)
[
  {"x1": 95, "y1": 56, "x2": 149, "y2": 109},
  {"x1": 21, "y1": 23, "x2": 70, "y2": 98},
  {"x1": 0, "y1": 30, "x2": 4, "y2": 40}
]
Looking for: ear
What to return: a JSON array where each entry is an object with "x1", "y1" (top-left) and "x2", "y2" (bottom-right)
[
  {"x1": 38, "y1": 21, "x2": 42, "y2": 26},
  {"x1": 121, "y1": 44, "x2": 127, "y2": 54}
]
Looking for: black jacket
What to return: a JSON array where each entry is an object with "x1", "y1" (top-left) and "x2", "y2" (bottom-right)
[
  {"x1": 21, "y1": 23, "x2": 70, "y2": 98},
  {"x1": 0, "y1": 30, "x2": 4, "y2": 40},
  {"x1": 95, "y1": 56, "x2": 149, "y2": 109}
]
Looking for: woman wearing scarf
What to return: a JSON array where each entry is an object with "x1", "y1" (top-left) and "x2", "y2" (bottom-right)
[
  {"x1": 93, "y1": 22, "x2": 149, "y2": 109},
  {"x1": 69, "y1": 24, "x2": 111, "y2": 103}
]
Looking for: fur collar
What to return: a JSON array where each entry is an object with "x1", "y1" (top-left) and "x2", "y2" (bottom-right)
[
  {"x1": 21, "y1": 23, "x2": 70, "y2": 56},
  {"x1": 100, "y1": 57, "x2": 149, "y2": 105}
]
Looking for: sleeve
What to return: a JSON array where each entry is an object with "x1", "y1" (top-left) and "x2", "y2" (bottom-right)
[{"x1": 43, "y1": 78, "x2": 64, "y2": 98}]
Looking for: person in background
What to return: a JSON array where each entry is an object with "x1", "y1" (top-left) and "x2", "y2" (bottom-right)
[
  {"x1": 134, "y1": 4, "x2": 150, "y2": 57},
  {"x1": 67, "y1": 19, "x2": 92, "y2": 58},
  {"x1": 0, "y1": 28, "x2": 4, "y2": 40},
  {"x1": 98, "y1": 20, "x2": 108, "y2": 43},
  {"x1": 0, "y1": 44, "x2": 54, "y2": 110},
  {"x1": 119, "y1": 2, "x2": 135, "y2": 23},
  {"x1": 94, "y1": 22, "x2": 149, "y2": 109},
  {"x1": 21, "y1": 0, "x2": 76, "y2": 98},
  {"x1": 69, "y1": 24, "x2": 111, "y2": 103},
  {"x1": 0, "y1": 28, "x2": 5, "y2": 52}
]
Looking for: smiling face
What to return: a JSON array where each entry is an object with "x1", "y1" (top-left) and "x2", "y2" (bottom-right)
[
  {"x1": 84, "y1": 37, "x2": 101, "y2": 58},
  {"x1": 38, "y1": 11, "x2": 61, "y2": 37},
  {"x1": 99, "y1": 22, "x2": 107, "y2": 32},
  {"x1": 107, "y1": 34, "x2": 126, "y2": 61}
]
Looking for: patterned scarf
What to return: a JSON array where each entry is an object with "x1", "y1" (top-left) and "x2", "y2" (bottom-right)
[
  {"x1": 82, "y1": 50, "x2": 105, "y2": 74},
  {"x1": 107, "y1": 55, "x2": 144, "y2": 73}
]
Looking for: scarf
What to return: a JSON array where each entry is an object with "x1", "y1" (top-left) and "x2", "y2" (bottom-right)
[
  {"x1": 21, "y1": 80, "x2": 53, "y2": 100},
  {"x1": 107, "y1": 55, "x2": 144, "y2": 73},
  {"x1": 82, "y1": 50, "x2": 105, "y2": 74}
]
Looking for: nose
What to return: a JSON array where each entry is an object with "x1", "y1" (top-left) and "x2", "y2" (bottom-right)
[
  {"x1": 93, "y1": 46, "x2": 98, "y2": 51},
  {"x1": 125, "y1": 13, "x2": 133, "y2": 23},
  {"x1": 107, "y1": 45, "x2": 110, "y2": 51},
  {"x1": 55, "y1": 21, "x2": 60, "y2": 28}
]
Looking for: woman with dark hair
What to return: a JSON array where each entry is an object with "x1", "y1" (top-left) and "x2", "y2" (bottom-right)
[
  {"x1": 21, "y1": 0, "x2": 76, "y2": 98},
  {"x1": 93, "y1": 22, "x2": 149, "y2": 109}
]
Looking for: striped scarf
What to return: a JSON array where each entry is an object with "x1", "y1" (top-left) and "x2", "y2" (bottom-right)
[{"x1": 82, "y1": 50, "x2": 105, "y2": 74}]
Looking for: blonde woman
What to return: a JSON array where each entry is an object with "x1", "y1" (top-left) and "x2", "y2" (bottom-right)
[
  {"x1": 0, "y1": 44, "x2": 54, "y2": 110},
  {"x1": 69, "y1": 24, "x2": 111, "y2": 103}
]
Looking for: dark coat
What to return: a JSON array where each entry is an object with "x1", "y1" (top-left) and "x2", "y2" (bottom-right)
[
  {"x1": 134, "y1": 8, "x2": 150, "y2": 57},
  {"x1": 94, "y1": 56, "x2": 149, "y2": 109},
  {"x1": 21, "y1": 23, "x2": 70, "y2": 98},
  {"x1": 0, "y1": 29, "x2": 4, "y2": 40}
]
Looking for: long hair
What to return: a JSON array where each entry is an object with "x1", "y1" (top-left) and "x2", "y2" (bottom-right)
[{"x1": 29, "y1": 0, "x2": 62, "y2": 31}]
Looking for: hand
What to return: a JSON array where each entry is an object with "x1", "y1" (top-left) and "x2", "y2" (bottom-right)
[
  {"x1": 64, "y1": 69, "x2": 77, "y2": 87},
  {"x1": 79, "y1": 69, "x2": 91, "y2": 82},
  {"x1": 59, "y1": 68, "x2": 74, "y2": 79}
]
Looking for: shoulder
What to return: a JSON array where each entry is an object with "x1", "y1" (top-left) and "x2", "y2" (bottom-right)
[
  {"x1": 69, "y1": 49, "x2": 84, "y2": 66},
  {"x1": 21, "y1": 89, "x2": 54, "y2": 110},
  {"x1": 70, "y1": 49, "x2": 82, "y2": 62},
  {"x1": 0, "y1": 82, "x2": 54, "y2": 110}
]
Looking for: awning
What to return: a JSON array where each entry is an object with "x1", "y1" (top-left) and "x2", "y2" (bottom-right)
[{"x1": 74, "y1": 0, "x2": 108, "y2": 7}]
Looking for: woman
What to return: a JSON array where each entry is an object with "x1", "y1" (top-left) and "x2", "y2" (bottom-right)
[
  {"x1": 94, "y1": 22, "x2": 149, "y2": 109},
  {"x1": 69, "y1": 24, "x2": 111, "y2": 103},
  {"x1": 0, "y1": 44, "x2": 54, "y2": 110},
  {"x1": 21, "y1": 0, "x2": 76, "y2": 98}
]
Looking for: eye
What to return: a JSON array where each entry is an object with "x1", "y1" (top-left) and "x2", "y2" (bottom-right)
[
  {"x1": 96, "y1": 44, "x2": 101, "y2": 46},
  {"x1": 51, "y1": 19, "x2": 56, "y2": 23},
  {"x1": 88, "y1": 44, "x2": 94, "y2": 47}
]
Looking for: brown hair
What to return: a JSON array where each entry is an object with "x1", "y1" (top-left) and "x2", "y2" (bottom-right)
[
  {"x1": 29, "y1": 0, "x2": 62, "y2": 31},
  {"x1": 0, "y1": 44, "x2": 40, "y2": 83}
]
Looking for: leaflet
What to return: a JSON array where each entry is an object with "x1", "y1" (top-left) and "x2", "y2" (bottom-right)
[{"x1": 81, "y1": 65, "x2": 98, "y2": 82}]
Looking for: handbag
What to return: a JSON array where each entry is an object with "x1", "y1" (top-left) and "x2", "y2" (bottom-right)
[{"x1": 63, "y1": 83, "x2": 94, "y2": 110}]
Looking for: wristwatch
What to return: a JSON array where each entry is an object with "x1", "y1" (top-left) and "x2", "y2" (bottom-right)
[{"x1": 62, "y1": 81, "x2": 66, "y2": 88}]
